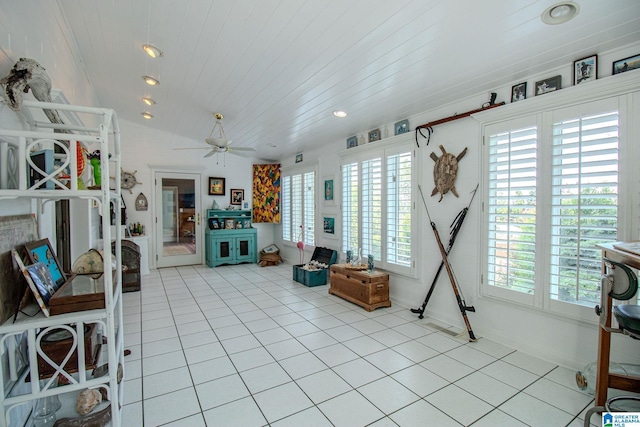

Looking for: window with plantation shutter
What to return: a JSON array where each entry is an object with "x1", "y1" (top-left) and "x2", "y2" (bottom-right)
[
  {"x1": 487, "y1": 125, "x2": 538, "y2": 297},
  {"x1": 341, "y1": 141, "x2": 415, "y2": 276},
  {"x1": 387, "y1": 151, "x2": 413, "y2": 267},
  {"x1": 482, "y1": 97, "x2": 622, "y2": 314},
  {"x1": 549, "y1": 111, "x2": 619, "y2": 307},
  {"x1": 282, "y1": 167, "x2": 315, "y2": 245},
  {"x1": 361, "y1": 158, "x2": 382, "y2": 260},
  {"x1": 342, "y1": 162, "x2": 359, "y2": 253}
]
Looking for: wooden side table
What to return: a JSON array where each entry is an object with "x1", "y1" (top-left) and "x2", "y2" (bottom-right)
[
  {"x1": 594, "y1": 243, "x2": 640, "y2": 407},
  {"x1": 329, "y1": 264, "x2": 391, "y2": 311}
]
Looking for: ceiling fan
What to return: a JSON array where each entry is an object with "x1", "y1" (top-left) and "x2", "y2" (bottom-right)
[{"x1": 175, "y1": 113, "x2": 256, "y2": 158}]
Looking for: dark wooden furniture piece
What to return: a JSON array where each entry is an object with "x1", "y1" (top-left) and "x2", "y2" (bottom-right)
[
  {"x1": 329, "y1": 264, "x2": 391, "y2": 311},
  {"x1": 594, "y1": 243, "x2": 640, "y2": 407},
  {"x1": 112, "y1": 239, "x2": 140, "y2": 292}
]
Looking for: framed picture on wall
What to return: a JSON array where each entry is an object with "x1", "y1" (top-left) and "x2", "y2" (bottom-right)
[
  {"x1": 535, "y1": 75, "x2": 561, "y2": 96},
  {"x1": 324, "y1": 177, "x2": 334, "y2": 204},
  {"x1": 323, "y1": 215, "x2": 336, "y2": 238},
  {"x1": 574, "y1": 54, "x2": 597, "y2": 85},
  {"x1": 612, "y1": 53, "x2": 640, "y2": 75},
  {"x1": 209, "y1": 177, "x2": 225, "y2": 195},
  {"x1": 511, "y1": 82, "x2": 527, "y2": 102},
  {"x1": 231, "y1": 189, "x2": 244, "y2": 205}
]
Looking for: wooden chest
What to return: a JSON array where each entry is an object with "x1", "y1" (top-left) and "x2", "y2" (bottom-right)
[{"x1": 329, "y1": 264, "x2": 391, "y2": 311}]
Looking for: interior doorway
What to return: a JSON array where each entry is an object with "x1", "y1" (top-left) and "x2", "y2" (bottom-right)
[{"x1": 154, "y1": 171, "x2": 202, "y2": 267}]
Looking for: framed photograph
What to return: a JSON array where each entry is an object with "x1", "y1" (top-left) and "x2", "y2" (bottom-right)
[
  {"x1": 511, "y1": 82, "x2": 527, "y2": 102},
  {"x1": 535, "y1": 75, "x2": 561, "y2": 96},
  {"x1": 208, "y1": 218, "x2": 219, "y2": 229},
  {"x1": 24, "y1": 238, "x2": 66, "y2": 287},
  {"x1": 324, "y1": 177, "x2": 334, "y2": 203},
  {"x1": 295, "y1": 153, "x2": 303, "y2": 163},
  {"x1": 394, "y1": 119, "x2": 409, "y2": 135},
  {"x1": 262, "y1": 244, "x2": 279, "y2": 254},
  {"x1": 613, "y1": 53, "x2": 640, "y2": 75},
  {"x1": 323, "y1": 215, "x2": 336, "y2": 237},
  {"x1": 208, "y1": 177, "x2": 225, "y2": 196},
  {"x1": 368, "y1": 129, "x2": 381, "y2": 143},
  {"x1": 12, "y1": 250, "x2": 50, "y2": 317},
  {"x1": 243, "y1": 219, "x2": 251, "y2": 228},
  {"x1": 347, "y1": 136, "x2": 358, "y2": 149},
  {"x1": 574, "y1": 55, "x2": 597, "y2": 85},
  {"x1": 26, "y1": 262, "x2": 58, "y2": 304},
  {"x1": 225, "y1": 218, "x2": 235, "y2": 229},
  {"x1": 230, "y1": 189, "x2": 244, "y2": 205}
]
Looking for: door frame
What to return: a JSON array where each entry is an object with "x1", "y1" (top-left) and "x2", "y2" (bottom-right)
[{"x1": 152, "y1": 168, "x2": 203, "y2": 268}]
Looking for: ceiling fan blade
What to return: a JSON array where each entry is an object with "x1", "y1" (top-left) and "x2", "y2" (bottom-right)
[
  {"x1": 230, "y1": 147, "x2": 257, "y2": 152},
  {"x1": 204, "y1": 149, "x2": 217, "y2": 158}
]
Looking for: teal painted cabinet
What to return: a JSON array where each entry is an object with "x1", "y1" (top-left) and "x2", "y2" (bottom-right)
[{"x1": 205, "y1": 210, "x2": 257, "y2": 267}]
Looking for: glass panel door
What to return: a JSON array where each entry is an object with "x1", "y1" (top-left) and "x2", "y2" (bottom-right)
[{"x1": 155, "y1": 171, "x2": 202, "y2": 267}]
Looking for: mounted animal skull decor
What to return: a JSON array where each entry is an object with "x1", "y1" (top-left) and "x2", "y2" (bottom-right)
[{"x1": 430, "y1": 145, "x2": 467, "y2": 202}]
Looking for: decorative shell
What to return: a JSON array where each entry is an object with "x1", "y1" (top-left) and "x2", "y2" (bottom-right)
[
  {"x1": 76, "y1": 388, "x2": 102, "y2": 415},
  {"x1": 430, "y1": 145, "x2": 467, "y2": 202}
]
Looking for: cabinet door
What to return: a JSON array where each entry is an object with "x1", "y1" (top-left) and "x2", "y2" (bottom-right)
[
  {"x1": 234, "y1": 235, "x2": 254, "y2": 262},
  {"x1": 215, "y1": 239, "x2": 233, "y2": 263}
]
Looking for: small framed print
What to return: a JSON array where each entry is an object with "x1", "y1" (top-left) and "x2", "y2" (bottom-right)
[
  {"x1": 230, "y1": 189, "x2": 244, "y2": 205},
  {"x1": 225, "y1": 219, "x2": 235, "y2": 229},
  {"x1": 574, "y1": 55, "x2": 597, "y2": 85},
  {"x1": 511, "y1": 82, "x2": 527, "y2": 102},
  {"x1": 347, "y1": 136, "x2": 358, "y2": 149},
  {"x1": 324, "y1": 177, "x2": 334, "y2": 203},
  {"x1": 323, "y1": 215, "x2": 336, "y2": 238},
  {"x1": 612, "y1": 53, "x2": 640, "y2": 75},
  {"x1": 535, "y1": 75, "x2": 561, "y2": 96},
  {"x1": 394, "y1": 119, "x2": 409, "y2": 135},
  {"x1": 295, "y1": 153, "x2": 303, "y2": 163},
  {"x1": 368, "y1": 129, "x2": 381, "y2": 143},
  {"x1": 209, "y1": 177, "x2": 225, "y2": 196}
]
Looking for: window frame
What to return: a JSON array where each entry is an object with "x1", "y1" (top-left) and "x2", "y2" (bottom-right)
[
  {"x1": 339, "y1": 138, "x2": 416, "y2": 277},
  {"x1": 477, "y1": 84, "x2": 636, "y2": 321}
]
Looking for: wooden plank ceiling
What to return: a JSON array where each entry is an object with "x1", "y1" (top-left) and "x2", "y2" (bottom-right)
[{"x1": 57, "y1": 0, "x2": 640, "y2": 160}]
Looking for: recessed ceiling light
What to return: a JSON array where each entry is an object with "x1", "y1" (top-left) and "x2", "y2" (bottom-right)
[
  {"x1": 142, "y1": 76, "x2": 160, "y2": 86},
  {"x1": 141, "y1": 112, "x2": 154, "y2": 119},
  {"x1": 142, "y1": 44, "x2": 163, "y2": 58},
  {"x1": 333, "y1": 110, "x2": 347, "y2": 118},
  {"x1": 142, "y1": 97, "x2": 156, "y2": 106},
  {"x1": 541, "y1": 2, "x2": 579, "y2": 25}
]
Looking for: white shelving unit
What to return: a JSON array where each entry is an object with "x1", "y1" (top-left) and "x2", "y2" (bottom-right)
[{"x1": 0, "y1": 99, "x2": 123, "y2": 426}]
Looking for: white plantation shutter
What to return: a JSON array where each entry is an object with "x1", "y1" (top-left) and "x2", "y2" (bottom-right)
[
  {"x1": 281, "y1": 168, "x2": 315, "y2": 245},
  {"x1": 282, "y1": 175, "x2": 291, "y2": 241},
  {"x1": 291, "y1": 174, "x2": 302, "y2": 241},
  {"x1": 341, "y1": 141, "x2": 415, "y2": 275},
  {"x1": 549, "y1": 111, "x2": 619, "y2": 306},
  {"x1": 303, "y1": 171, "x2": 315, "y2": 245},
  {"x1": 342, "y1": 161, "x2": 359, "y2": 253},
  {"x1": 487, "y1": 124, "x2": 538, "y2": 296},
  {"x1": 361, "y1": 158, "x2": 382, "y2": 260},
  {"x1": 386, "y1": 151, "x2": 412, "y2": 267},
  {"x1": 482, "y1": 96, "x2": 622, "y2": 313}
]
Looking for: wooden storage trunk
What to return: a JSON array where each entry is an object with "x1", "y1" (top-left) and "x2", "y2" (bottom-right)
[
  {"x1": 292, "y1": 247, "x2": 337, "y2": 287},
  {"x1": 329, "y1": 264, "x2": 391, "y2": 311},
  {"x1": 36, "y1": 322, "x2": 101, "y2": 379}
]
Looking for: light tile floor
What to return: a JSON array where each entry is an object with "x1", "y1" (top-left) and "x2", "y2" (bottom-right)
[{"x1": 121, "y1": 263, "x2": 605, "y2": 426}]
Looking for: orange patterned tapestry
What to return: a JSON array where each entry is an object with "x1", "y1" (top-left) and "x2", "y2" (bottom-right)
[{"x1": 252, "y1": 164, "x2": 280, "y2": 223}]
